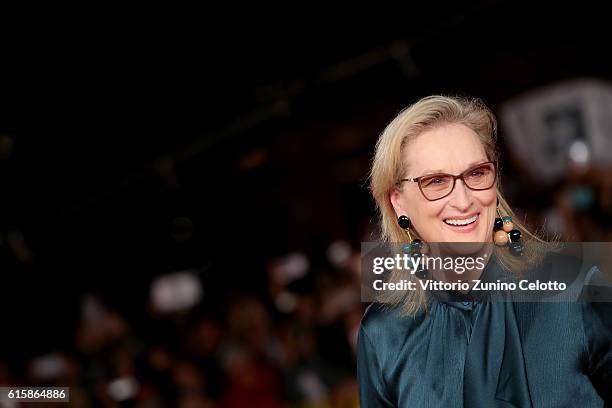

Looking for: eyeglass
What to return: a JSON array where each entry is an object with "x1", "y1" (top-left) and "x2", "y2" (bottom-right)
[{"x1": 398, "y1": 161, "x2": 497, "y2": 201}]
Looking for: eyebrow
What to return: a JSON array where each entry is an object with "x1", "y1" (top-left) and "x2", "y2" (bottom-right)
[{"x1": 419, "y1": 161, "x2": 489, "y2": 176}]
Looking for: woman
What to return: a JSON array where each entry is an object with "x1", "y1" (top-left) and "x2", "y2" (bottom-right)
[{"x1": 358, "y1": 95, "x2": 611, "y2": 407}]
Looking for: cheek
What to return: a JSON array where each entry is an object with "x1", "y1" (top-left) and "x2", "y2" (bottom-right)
[
  {"x1": 475, "y1": 188, "x2": 497, "y2": 207},
  {"x1": 408, "y1": 199, "x2": 446, "y2": 237},
  {"x1": 410, "y1": 197, "x2": 445, "y2": 220},
  {"x1": 476, "y1": 191, "x2": 498, "y2": 225}
]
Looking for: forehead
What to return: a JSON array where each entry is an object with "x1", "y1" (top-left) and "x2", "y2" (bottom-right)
[{"x1": 403, "y1": 123, "x2": 488, "y2": 175}]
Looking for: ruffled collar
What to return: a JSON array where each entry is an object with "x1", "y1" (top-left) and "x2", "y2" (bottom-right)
[{"x1": 426, "y1": 254, "x2": 510, "y2": 309}]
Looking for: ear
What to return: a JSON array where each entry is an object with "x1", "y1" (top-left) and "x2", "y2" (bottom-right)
[{"x1": 389, "y1": 188, "x2": 404, "y2": 218}]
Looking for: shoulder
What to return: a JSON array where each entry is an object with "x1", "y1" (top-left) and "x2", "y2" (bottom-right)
[
  {"x1": 535, "y1": 249, "x2": 582, "y2": 276},
  {"x1": 359, "y1": 302, "x2": 426, "y2": 345},
  {"x1": 526, "y1": 248, "x2": 602, "y2": 294},
  {"x1": 532, "y1": 244, "x2": 612, "y2": 279},
  {"x1": 360, "y1": 302, "x2": 405, "y2": 331}
]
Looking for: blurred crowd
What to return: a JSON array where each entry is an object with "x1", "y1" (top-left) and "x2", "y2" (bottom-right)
[
  {"x1": 3, "y1": 156, "x2": 612, "y2": 407},
  {"x1": 0, "y1": 242, "x2": 364, "y2": 408},
  {"x1": 2, "y1": 79, "x2": 612, "y2": 407},
  {"x1": 538, "y1": 164, "x2": 612, "y2": 241},
  {"x1": 2, "y1": 160, "x2": 612, "y2": 408}
]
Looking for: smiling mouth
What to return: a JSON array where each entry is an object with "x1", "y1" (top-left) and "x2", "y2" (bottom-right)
[{"x1": 443, "y1": 214, "x2": 479, "y2": 226}]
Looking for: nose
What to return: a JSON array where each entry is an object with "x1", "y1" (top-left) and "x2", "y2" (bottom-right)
[{"x1": 448, "y1": 179, "x2": 473, "y2": 212}]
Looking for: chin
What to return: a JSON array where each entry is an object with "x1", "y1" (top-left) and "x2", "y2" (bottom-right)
[
  {"x1": 438, "y1": 241, "x2": 488, "y2": 256},
  {"x1": 440, "y1": 229, "x2": 488, "y2": 255}
]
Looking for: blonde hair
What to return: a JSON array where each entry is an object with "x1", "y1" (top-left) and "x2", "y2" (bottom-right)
[{"x1": 369, "y1": 95, "x2": 544, "y2": 315}]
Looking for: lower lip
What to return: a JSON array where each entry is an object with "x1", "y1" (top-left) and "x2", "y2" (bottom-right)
[{"x1": 443, "y1": 214, "x2": 479, "y2": 233}]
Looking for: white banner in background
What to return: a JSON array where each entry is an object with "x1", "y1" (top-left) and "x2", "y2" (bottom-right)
[{"x1": 500, "y1": 79, "x2": 612, "y2": 185}]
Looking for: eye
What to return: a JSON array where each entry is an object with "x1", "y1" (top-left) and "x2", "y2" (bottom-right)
[
  {"x1": 468, "y1": 165, "x2": 491, "y2": 177},
  {"x1": 422, "y1": 176, "x2": 448, "y2": 187},
  {"x1": 470, "y1": 169, "x2": 485, "y2": 177}
]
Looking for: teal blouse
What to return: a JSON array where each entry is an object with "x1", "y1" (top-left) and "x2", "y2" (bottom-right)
[{"x1": 357, "y1": 254, "x2": 611, "y2": 407}]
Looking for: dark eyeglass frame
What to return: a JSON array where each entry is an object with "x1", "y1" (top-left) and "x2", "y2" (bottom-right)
[{"x1": 398, "y1": 161, "x2": 497, "y2": 201}]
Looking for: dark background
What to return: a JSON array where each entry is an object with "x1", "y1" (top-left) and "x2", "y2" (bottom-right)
[{"x1": 1, "y1": 3, "x2": 611, "y2": 406}]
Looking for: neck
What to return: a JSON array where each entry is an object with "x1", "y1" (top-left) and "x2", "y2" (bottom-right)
[{"x1": 426, "y1": 243, "x2": 494, "y2": 293}]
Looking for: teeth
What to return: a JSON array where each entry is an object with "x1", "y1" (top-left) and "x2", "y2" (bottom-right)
[{"x1": 444, "y1": 215, "x2": 478, "y2": 226}]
